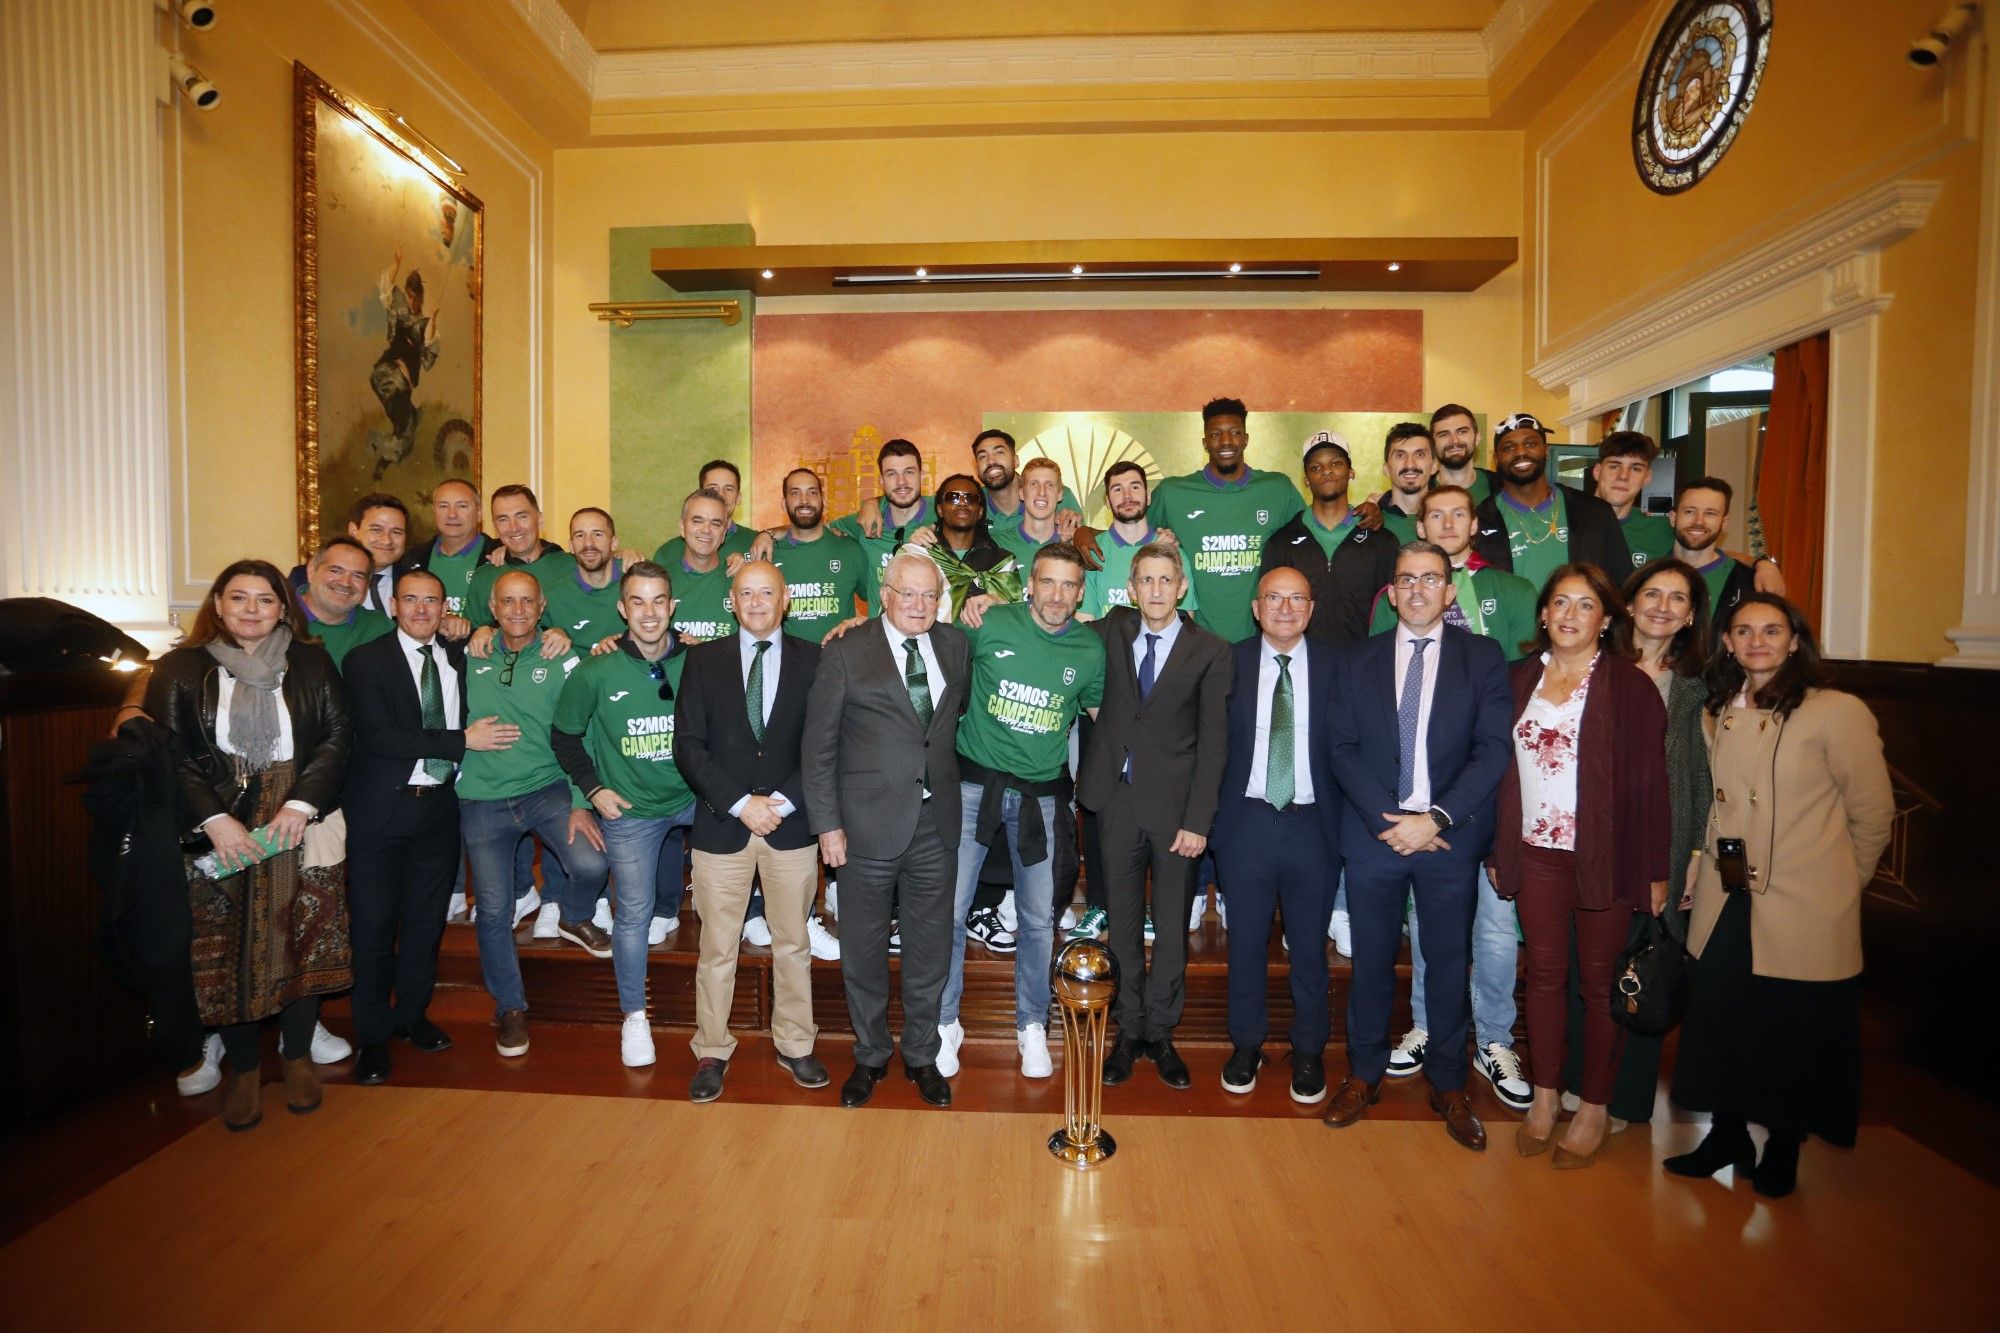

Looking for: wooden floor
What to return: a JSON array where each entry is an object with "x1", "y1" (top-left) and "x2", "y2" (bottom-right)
[{"x1": 2, "y1": 1083, "x2": 1995, "y2": 1329}]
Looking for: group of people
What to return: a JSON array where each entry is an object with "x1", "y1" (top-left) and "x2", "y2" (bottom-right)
[{"x1": 119, "y1": 398, "x2": 1893, "y2": 1199}]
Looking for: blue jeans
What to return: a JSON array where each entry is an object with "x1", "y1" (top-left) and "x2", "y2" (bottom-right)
[
  {"x1": 462, "y1": 779, "x2": 609, "y2": 1016},
  {"x1": 941, "y1": 783, "x2": 1056, "y2": 1032},
  {"x1": 515, "y1": 834, "x2": 570, "y2": 905},
  {"x1": 1408, "y1": 863, "x2": 1518, "y2": 1049},
  {"x1": 601, "y1": 806, "x2": 693, "y2": 1014}
]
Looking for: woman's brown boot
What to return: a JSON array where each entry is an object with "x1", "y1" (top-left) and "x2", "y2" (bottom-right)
[
  {"x1": 281, "y1": 1055, "x2": 322, "y2": 1115},
  {"x1": 223, "y1": 1069, "x2": 263, "y2": 1132}
]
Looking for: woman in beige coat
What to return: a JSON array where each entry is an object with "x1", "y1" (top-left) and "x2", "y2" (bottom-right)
[{"x1": 1666, "y1": 594, "x2": 1893, "y2": 1198}]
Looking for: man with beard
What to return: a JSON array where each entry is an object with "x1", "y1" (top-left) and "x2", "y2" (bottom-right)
[
  {"x1": 540, "y1": 508, "x2": 629, "y2": 649},
  {"x1": 654, "y1": 460, "x2": 758, "y2": 569},
  {"x1": 1472, "y1": 413, "x2": 1631, "y2": 591},
  {"x1": 426, "y1": 478, "x2": 502, "y2": 638},
  {"x1": 1592, "y1": 431, "x2": 1674, "y2": 572},
  {"x1": 832, "y1": 438, "x2": 935, "y2": 612},
  {"x1": 299, "y1": 536, "x2": 394, "y2": 668},
  {"x1": 1376, "y1": 424, "x2": 1438, "y2": 545},
  {"x1": 1080, "y1": 461, "x2": 1199, "y2": 620},
  {"x1": 1430, "y1": 403, "x2": 1498, "y2": 505},
  {"x1": 1147, "y1": 398, "x2": 1305, "y2": 645},
  {"x1": 770, "y1": 469, "x2": 869, "y2": 645},
  {"x1": 972, "y1": 429, "x2": 1081, "y2": 538},
  {"x1": 1671, "y1": 476, "x2": 1760, "y2": 620},
  {"x1": 667, "y1": 489, "x2": 740, "y2": 644},
  {"x1": 1260, "y1": 431, "x2": 1398, "y2": 643}
]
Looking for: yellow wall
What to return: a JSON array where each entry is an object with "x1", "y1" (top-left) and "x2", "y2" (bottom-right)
[
  {"x1": 1522, "y1": 0, "x2": 1982, "y2": 661},
  {"x1": 551, "y1": 128, "x2": 1524, "y2": 531},
  {"x1": 166, "y1": 0, "x2": 551, "y2": 602}
]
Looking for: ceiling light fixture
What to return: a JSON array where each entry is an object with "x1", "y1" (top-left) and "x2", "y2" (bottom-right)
[
  {"x1": 1228, "y1": 262, "x2": 1243, "y2": 273},
  {"x1": 1070, "y1": 264, "x2": 1084, "y2": 275},
  {"x1": 916, "y1": 267, "x2": 927, "y2": 277},
  {"x1": 832, "y1": 267, "x2": 1322, "y2": 287},
  {"x1": 1387, "y1": 262, "x2": 1402, "y2": 272},
  {"x1": 761, "y1": 268, "x2": 774, "y2": 278}
]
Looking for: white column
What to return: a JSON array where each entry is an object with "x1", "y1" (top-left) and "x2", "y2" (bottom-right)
[
  {"x1": 0, "y1": 0, "x2": 173, "y2": 649},
  {"x1": 1943, "y1": 37, "x2": 2000, "y2": 667}
]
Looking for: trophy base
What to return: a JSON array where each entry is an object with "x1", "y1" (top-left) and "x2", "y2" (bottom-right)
[{"x1": 1047, "y1": 1128, "x2": 1117, "y2": 1169}]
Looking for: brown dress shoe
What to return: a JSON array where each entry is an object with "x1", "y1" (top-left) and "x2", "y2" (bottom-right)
[
  {"x1": 281, "y1": 1055, "x2": 322, "y2": 1115},
  {"x1": 223, "y1": 1069, "x2": 262, "y2": 1133},
  {"x1": 1430, "y1": 1088, "x2": 1487, "y2": 1151},
  {"x1": 1322, "y1": 1075, "x2": 1381, "y2": 1128}
]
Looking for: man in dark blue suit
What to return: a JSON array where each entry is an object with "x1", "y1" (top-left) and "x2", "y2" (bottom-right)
[
  {"x1": 1326, "y1": 540, "x2": 1511, "y2": 1150},
  {"x1": 1210, "y1": 567, "x2": 1343, "y2": 1104}
]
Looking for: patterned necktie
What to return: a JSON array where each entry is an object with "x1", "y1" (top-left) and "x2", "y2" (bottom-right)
[
  {"x1": 1398, "y1": 637, "x2": 1432, "y2": 803},
  {"x1": 903, "y1": 636, "x2": 933, "y2": 726},
  {"x1": 1138, "y1": 633, "x2": 1160, "y2": 701},
  {"x1": 746, "y1": 639, "x2": 771, "y2": 741},
  {"x1": 1265, "y1": 653, "x2": 1295, "y2": 810},
  {"x1": 417, "y1": 644, "x2": 452, "y2": 781}
]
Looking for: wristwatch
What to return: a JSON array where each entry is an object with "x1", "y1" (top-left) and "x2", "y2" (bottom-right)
[{"x1": 1427, "y1": 806, "x2": 1453, "y2": 833}]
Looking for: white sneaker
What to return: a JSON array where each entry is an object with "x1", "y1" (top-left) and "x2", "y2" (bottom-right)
[
  {"x1": 996, "y1": 890, "x2": 1018, "y2": 934},
  {"x1": 936, "y1": 1020, "x2": 964, "y2": 1078},
  {"x1": 648, "y1": 915, "x2": 675, "y2": 946},
  {"x1": 1329, "y1": 908, "x2": 1353, "y2": 958},
  {"x1": 742, "y1": 915, "x2": 773, "y2": 947},
  {"x1": 1188, "y1": 890, "x2": 1206, "y2": 932},
  {"x1": 807, "y1": 913, "x2": 841, "y2": 961},
  {"x1": 1018, "y1": 1023, "x2": 1054, "y2": 1078},
  {"x1": 592, "y1": 896, "x2": 613, "y2": 932},
  {"x1": 620, "y1": 1012, "x2": 656, "y2": 1068},
  {"x1": 309, "y1": 1021, "x2": 352, "y2": 1064},
  {"x1": 176, "y1": 1032, "x2": 224, "y2": 1096},
  {"x1": 1058, "y1": 904, "x2": 1079, "y2": 932},
  {"x1": 823, "y1": 879, "x2": 839, "y2": 921},
  {"x1": 513, "y1": 887, "x2": 542, "y2": 928},
  {"x1": 447, "y1": 891, "x2": 470, "y2": 923},
  {"x1": 1216, "y1": 892, "x2": 1228, "y2": 932},
  {"x1": 531, "y1": 901, "x2": 561, "y2": 939}
]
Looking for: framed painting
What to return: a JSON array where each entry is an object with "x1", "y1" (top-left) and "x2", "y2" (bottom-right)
[{"x1": 293, "y1": 62, "x2": 481, "y2": 561}]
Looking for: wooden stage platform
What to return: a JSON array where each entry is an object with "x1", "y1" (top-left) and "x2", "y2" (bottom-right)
[{"x1": 3, "y1": 1084, "x2": 1994, "y2": 1329}]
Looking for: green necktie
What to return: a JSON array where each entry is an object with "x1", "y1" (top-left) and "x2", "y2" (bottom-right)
[
  {"x1": 1266, "y1": 653, "x2": 1295, "y2": 810},
  {"x1": 903, "y1": 636, "x2": 933, "y2": 726},
  {"x1": 417, "y1": 644, "x2": 453, "y2": 781},
  {"x1": 746, "y1": 639, "x2": 771, "y2": 741}
]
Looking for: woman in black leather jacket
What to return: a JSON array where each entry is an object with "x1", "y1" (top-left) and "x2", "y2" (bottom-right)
[{"x1": 145, "y1": 559, "x2": 351, "y2": 1131}]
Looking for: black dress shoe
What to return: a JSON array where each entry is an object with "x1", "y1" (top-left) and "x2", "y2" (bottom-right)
[
  {"x1": 905, "y1": 1062, "x2": 952, "y2": 1107},
  {"x1": 1103, "y1": 1037, "x2": 1143, "y2": 1086},
  {"x1": 1220, "y1": 1046, "x2": 1265, "y2": 1094},
  {"x1": 776, "y1": 1050, "x2": 831, "y2": 1089},
  {"x1": 393, "y1": 1017, "x2": 453, "y2": 1052},
  {"x1": 689, "y1": 1057, "x2": 728, "y2": 1103},
  {"x1": 1288, "y1": 1050, "x2": 1328, "y2": 1105},
  {"x1": 354, "y1": 1043, "x2": 392, "y2": 1085},
  {"x1": 1151, "y1": 1038, "x2": 1192, "y2": 1089},
  {"x1": 840, "y1": 1063, "x2": 888, "y2": 1107}
]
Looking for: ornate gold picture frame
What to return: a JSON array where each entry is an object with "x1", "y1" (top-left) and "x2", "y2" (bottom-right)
[{"x1": 293, "y1": 62, "x2": 482, "y2": 561}]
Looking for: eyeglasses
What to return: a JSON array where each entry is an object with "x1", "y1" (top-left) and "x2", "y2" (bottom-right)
[
  {"x1": 1258, "y1": 592, "x2": 1310, "y2": 609},
  {"x1": 885, "y1": 583, "x2": 941, "y2": 605},
  {"x1": 1393, "y1": 572, "x2": 1448, "y2": 590},
  {"x1": 647, "y1": 657, "x2": 673, "y2": 701},
  {"x1": 498, "y1": 649, "x2": 520, "y2": 687},
  {"x1": 937, "y1": 490, "x2": 981, "y2": 505}
]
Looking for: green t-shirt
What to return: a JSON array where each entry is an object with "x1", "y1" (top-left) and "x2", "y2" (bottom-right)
[
  {"x1": 540, "y1": 560, "x2": 626, "y2": 649},
  {"x1": 956, "y1": 602, "x2": 1106, "y2": 782},
  {"x1": 1435, "y1": 470, "x2": 1494, "y2": 506},
  {"x1": 829, "y1": 497, "x2": 933, "y2": 613},
  {"x1": 771, "y1": 530, "x2": 867, "y2": 641},
  {"x1": 1146, "y1": 469, "x2": 1305, "y2": 643},
  {"x1": 1378, "y1": 500, "x2": 1424, "y2": 547},
  {"x1": 466, "y1": 548, "x2": 576, "y2": 629},
  {"x1": 1303, "y1": 509, "x2": 1360, "y2": 560},
  {"x1": 1622, "y1": 512, "x2": 1675, "y2": 572},
  {"x1": 304, "y1": 605, "x2": 392, "y2": 669},
  {"x1": 669, "y1": 560, "x2": 737, "y2": 642},
  {"x1": 992, "y1": 520, "x2": 1065, "y2": 584},
  {"x1": 1496, "y1": 488, "x2": 1570, "y2": 595},
  {"x1": 1369, "y1": 564, "x2": 1539, "y2": 662},
  {"x1": 424, "y1": 536, "x2": 487, "y2": 618},
  {"x1": 458, "y1": 643, "x2": 584, "y2": 801},
  {"x1": 1080, "y1": 526, "x2": 1200, "y2": 619},
  {"x1": 1692, "y1": 555, "x2": 1738, "y2": 615},
  {"x1": 986, "y1": 486, "x2": 1080, "y2": 533},
  {"x1": 652, "y1": 524, "x2": 756, "y2": 571},
  {"x1": 551, "y1": 647, "x2": 694, "y2": 818}
]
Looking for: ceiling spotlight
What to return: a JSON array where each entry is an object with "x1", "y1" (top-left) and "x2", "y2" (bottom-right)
[
  {"x1": 1070, "y1": 264, "x2": 1084, "y2": 275},
  {"x1": 167, "y1": 54, "x2": 220, "y2": 110},
  {"x1": 1228, "y1": 262, "x2": 1243, "y2": 273},
  {"x1": 760, "y1": 269, "x2": 774, "y2": 279},
  {"x1": 1386, "y1": 262, "x2": 1402, "y2": 272},
  {"x1": 915, "y1": 267, "x2": 927, "y2": 277},
  {"x1": 157, "y1": 0, "x2": 218, "y2": 31}
]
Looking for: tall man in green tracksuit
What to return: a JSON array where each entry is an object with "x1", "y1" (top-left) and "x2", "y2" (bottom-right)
[
  {"x1": 830, "y1": 438, "x2": 935, "y2": 613},
  {"x1": 1430, "y1": 403, "x2": 1499, "y2": 507},
  {"x1": 770, "y1": 468, "x2": 868, "y2": 643}
]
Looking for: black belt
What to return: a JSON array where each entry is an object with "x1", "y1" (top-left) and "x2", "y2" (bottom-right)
[{"x1": 402, "y1": 782, "x2": 452, "y2": 798}]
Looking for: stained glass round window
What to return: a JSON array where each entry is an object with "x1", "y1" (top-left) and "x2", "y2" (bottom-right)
[{"x1": 1633, "y1": 0, "x2": 1773, "y2": 195}]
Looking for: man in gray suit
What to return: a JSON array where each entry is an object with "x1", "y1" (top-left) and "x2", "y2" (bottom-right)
[
  {"x1": 1078, "y1": 543, "x2": 1233, "y2": 1089},
  {"x1": 803, "y1": 550, "x2": 969, "y2": 1108}
]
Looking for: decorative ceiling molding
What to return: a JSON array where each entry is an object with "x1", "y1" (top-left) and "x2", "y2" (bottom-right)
[
  {"x1": 503, "y1": 0, "x2": 599, "y2": 92},
  {"x1": 592, "y1": 31, "x2": 1488, "y2": 102},
  {"x1": 1480, "y1": 0, "x2": 1560, "y2": 69}
]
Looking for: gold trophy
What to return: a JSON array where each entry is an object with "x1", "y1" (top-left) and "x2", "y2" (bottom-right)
[{"x1": 1048, "y1": 938, "x2": 1120, "y2": 1168}]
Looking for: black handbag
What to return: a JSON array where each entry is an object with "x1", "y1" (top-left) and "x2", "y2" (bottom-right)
[{"x1": 1610, "y1": 911, "x2": 1688, "y2": 1036}]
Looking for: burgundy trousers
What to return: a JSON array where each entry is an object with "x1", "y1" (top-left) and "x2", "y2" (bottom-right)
[{"x1": 1515, "y1": 842, "x2": 1633, "y2": 1105}]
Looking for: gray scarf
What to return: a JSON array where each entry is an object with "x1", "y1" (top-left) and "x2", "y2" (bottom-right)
[{"x1": 205, "y1": 624, "x2": 292, "y2": 775}]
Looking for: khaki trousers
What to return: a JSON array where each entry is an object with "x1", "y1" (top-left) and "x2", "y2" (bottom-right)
[{"x1": 690, "y1": 838, "x2": 819, "y2": 1061}]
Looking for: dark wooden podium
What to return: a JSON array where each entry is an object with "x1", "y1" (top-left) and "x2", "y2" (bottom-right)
[{"x1": 0, "y1": 669, "x2": 150, "y2": 1125}]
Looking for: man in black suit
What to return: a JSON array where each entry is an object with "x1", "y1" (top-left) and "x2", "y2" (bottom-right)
[
  {"x1": 1079, "y1": 543, "x2": 1232, "y2": 1090},
  {"x1": 340, "y1": 569, "x2": 518, "y2": 1084},
  {"x1": 1325, "y1": 540, "x2": 1512, "y2": 1150},
  {"x1": 1472, "y1": 413, "x2": 1632, "y2": 582},
  {"x1": 674, "y1": 560, "x2": 826, "y2": 1103},
  {"x1": 1210, "y1": 567, "x2": 1344, "y2": 1105},
  {"x1": 803, "y1": 550, "x2": 968, "y2": 1108}
]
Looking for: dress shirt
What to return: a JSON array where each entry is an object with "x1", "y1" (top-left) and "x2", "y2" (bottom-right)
[
  {"x1": 883, "y1": 618, "x2": 945, "y2": 697},
  {"x1": 1130, "y1": 613, "x2": 1183, "y2": 680},
  {"x1": 397, "y1": 628, "x2": 461, "y2": 785},
  {"x1": 368, "y1": 563, "x2": 397, "y2": 613},
  {"x1": 1244, "y1": 636, "x2": 1314, "y2": 806},
  {"x1": 1394, "y1": 621, "x2": 1443, "y2": 812},
  {"x1": 206, "y1": 667, "x2": 315, "y2": 823},
  {"x1": 728, "y1": 628, "x2": 793, "y2": 819}
]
